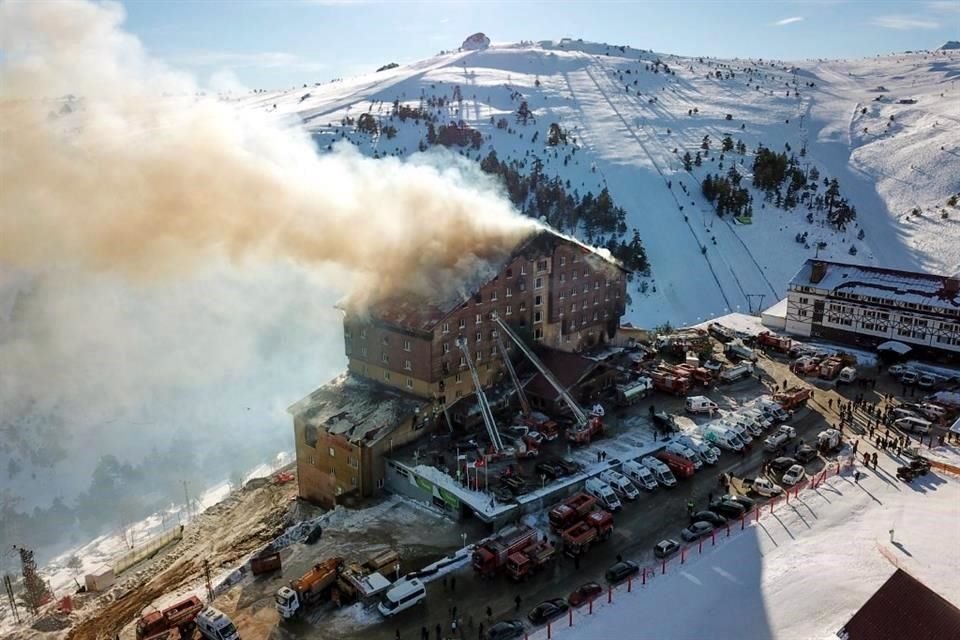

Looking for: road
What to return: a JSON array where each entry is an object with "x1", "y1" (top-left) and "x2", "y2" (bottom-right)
[{"x1": 279, "y1": 359, "x2": 836, "y2": 640}]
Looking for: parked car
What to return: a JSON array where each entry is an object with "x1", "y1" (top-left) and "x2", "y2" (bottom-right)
[
  {"x1": 887, "y1": 364, "x2": 906, "y2": 377},
  {"x1": 709, "y1": 499, "x2": 746, "y2": 519},
  {"x1": 769, "y1": 456, "x2": 798, "y2": 473},
  {"x1": 917, "y1": 374, "x2": 937, "y2": 389},
  {"x1": 895, "y1": 416, "x2": 933, "y2": 434},
  {"x1": 795, "y1": 445, "x2": 818, "y2": 463},
  {"x1": 690, "y1": 510, "x2": 727, "y2": 526},
  {"x1": 486, "y1": 620, "x2": 525, "y2": 640},
  {"x1": 748, "y1": 477, "x2": 783, "y2": 497},
  {"x1": 527, "y1": 599, "x2": 569, "y2": 625},
  {"x1": 722, "y1": 494, "x2": 757, "y2": 511},
  {"x1": 654, "y1": 539, "x2": 680, "y2": 559},
  {"x1": 900, "y1": 371, "x2": 919, "y2": 385},
  {"x1": 605, "y1": 560, "x2": 640, "y2": 584},
  {"x1": 535, "y1": 461, "x2": 564, "y2": 479},
  {"x1": 781, "y1": 465, "x2": 806, "y2": 486},
  {"x1": 567, "y1": 582, "x2": 604, "y2": 607},
  {"x1": 681, "y1": 521, "x2": 714, "y2": 542}
]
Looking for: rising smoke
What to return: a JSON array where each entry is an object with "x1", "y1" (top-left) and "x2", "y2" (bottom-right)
[
  {"x1": 0, "y1": 0, "x2": 537, "y2": 303},
  {"x1": 0, "y1": 0, "x2": 536, "y2": 530}
]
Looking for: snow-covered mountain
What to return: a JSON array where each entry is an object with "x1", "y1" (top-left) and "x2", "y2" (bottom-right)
[{"x1": 237, "y1": 39, "x2": 960, "y2": 327}]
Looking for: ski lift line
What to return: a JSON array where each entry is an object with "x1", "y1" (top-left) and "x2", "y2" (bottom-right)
[
  {"x1": 589, "y1": 55, "x2": 780, "y2": 301},
  {"x1": 491, "y1": 314, "x2": 591, "y2": 427},
  {"x1": 576, "y1": 55, "x2": 734, "y2": 310},
  {"x1": 455, "y1": 337, "x2": 504, "y2": 452},
  {"x1": 495, "y1": 330, "x2": 531, "y2": 417}
]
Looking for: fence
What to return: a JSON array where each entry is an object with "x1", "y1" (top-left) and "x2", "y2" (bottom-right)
[
  {"x1": 521, "y1": 461, "x2": 846, "y2": 640},
  {"x1": 111, "y1": 525, "x2": 184, "y2": 575}
]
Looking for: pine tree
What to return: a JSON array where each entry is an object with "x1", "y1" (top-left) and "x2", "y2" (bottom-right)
[{"x1": 682, "y1": 151, "x2": 693, "y2": 171}]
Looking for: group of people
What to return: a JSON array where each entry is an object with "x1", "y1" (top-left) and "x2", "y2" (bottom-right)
[{"x1": 415, "y1": 603, "x2": 505, "y2": 640}]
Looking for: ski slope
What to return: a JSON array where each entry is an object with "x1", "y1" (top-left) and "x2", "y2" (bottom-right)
[{"x1": 237, "y1": 41, "x2": 960, "y2": 327}]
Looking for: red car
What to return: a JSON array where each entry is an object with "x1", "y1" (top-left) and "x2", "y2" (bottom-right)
[{"x1": 567, "y1": 581, "x2": 603, "y2": 607}]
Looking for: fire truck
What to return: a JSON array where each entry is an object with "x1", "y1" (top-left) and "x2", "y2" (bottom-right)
[
  {"x1": 757, "y1": 331, "x2": 792, "y2": 354},
  {"x1": 560, "y1": 510, "x2": 614, "y2": 557},
  {"x1": 505, "y1": 540, "x2": 557, "y2": 581},
  {"x1": 472, "y1": 525, "x2": 541, "y2": 578},
  {"x1": 548, "y1": 492, "x2": 598, "y2": 533},
  {"x1": 655, "y1": 451, "x2": 696, "y2": 480},
  {"x1": 774, "y1": 386, "x2": 812, "y2": 411}
]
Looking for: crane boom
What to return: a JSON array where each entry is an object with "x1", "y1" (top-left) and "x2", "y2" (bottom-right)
[
  {"x1": 455, "y1": 337, "x2": 504, "y2": 453},
  {"x1": 495, "y1": 330, "x2": 531, "y2": 416},
  {"x1": 492, "y1": 315, "x2": 589, "y2": 427}
]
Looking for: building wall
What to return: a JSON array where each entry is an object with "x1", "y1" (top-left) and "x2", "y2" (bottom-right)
[{"x1": 785, "y1": 285, "x2": 960, "y2": 359}]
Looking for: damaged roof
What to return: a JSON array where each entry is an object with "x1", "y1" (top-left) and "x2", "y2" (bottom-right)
[
  {"x1": 288, "y1": 375, "x2": 428, "y2": 445},
  {"x1": 838, "y1": 569, "x2": 960, "y2": 640},
  {"x1": 790, "y1": 259, "x2": 959, "y2": 313},
  {"x1": 525, "y1": 348, "x2": 603, "y2": 402},
  {"x1": 363, "y1": 228, "x2": 627, "y2": 334}
]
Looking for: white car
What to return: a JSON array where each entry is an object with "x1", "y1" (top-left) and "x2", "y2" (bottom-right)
[
  {"x1": 750, "y1": 477, "x2": 784, "y2": 497},
  {"x1": 781, "y1": 465, "x2": 805, "y2": 487}
]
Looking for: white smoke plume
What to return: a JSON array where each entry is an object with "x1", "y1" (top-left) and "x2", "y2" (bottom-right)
[
  {"x1": 0, "y1": 0, "x2": 536, "y2": 520},
  {"x1": 0, "y1": 0, "x2": 538, "y2": 303}
]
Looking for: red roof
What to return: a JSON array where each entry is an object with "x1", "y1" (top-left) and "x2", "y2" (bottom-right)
[
  {"x1": 839, "y1": 569, "x2": 960, "y2": 640},
  {"x1": 525, "y1": 349, "x2": 601, "y2": 402}
]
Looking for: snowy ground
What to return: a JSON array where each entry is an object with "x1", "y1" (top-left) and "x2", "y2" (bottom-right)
[
  {"x1": 524, "y1": 465, "x2": 960, "y2": 640},
  {"x1": 238, "y1": 41, "x2": 960, "y2": 327}
]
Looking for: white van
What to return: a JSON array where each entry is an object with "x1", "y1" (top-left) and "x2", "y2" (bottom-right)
[
  {"x1": 378, "y1": 578, "x2": 426, "y2": 617},
  {"x1": 719, "y1": 417, "x2": 753, "y2": 442},
  {"x1": 665, "y1": 442, "x2": 703, "y2": 470},
  {"x1": 640, "y1": 456, "x2": 677, "y2": 487},
  {"x1": 894, "y1": 416, "x2": 933, "y2": 434},
  {"x1": 740, "y1": 408, "x2": 773, "y2": 431},
  {"x1": 585, "y1": 477, "x2": 623, "y2": 511},
  {"x1": 196, "y1": 607, "x2": 240, "y2": 640},
  {"x1": 599, "y1": 470, "x2": 639, "y2": 501},
  {"x1": 733, "y1": 413, "x2": 765, "y2": 437},
  {"x1": 672, "y1": 435, "x2": 718, "y2": 465},
  {"x1": 703, "y1": 425, "x2": 744, "y2": 452},
  {"x1": 685, "y1": 395, "x2": 719, "y2": 414},
  {"x1": 622, "y1": 460, "x2": 658, "y2": 491}
]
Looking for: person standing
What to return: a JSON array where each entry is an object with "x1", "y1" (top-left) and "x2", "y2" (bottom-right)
[{"x1": 515, "y1": 594, "x2": 522, "y2": 612}]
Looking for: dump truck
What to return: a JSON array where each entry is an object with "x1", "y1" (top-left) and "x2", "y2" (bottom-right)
[
  {"x1": 615, "y1": 378, "x2": 653, "y2": 406},
  {"x1": 774, "y1": 387, "x2": 811, "y2": 410},
  {"x1": 251, "y1": 550, "x2": 282, "y2": 576},
  {"x1": 560, "y1": 510, "x2": 614, "y2": 557},
  {"x1": 333, "y1": 550, "x2": 399, "y2": 605},
  {"x1": 650, "y1": 370, "x2": 691, "y2": 396},
  {"x1": 505, "y1": 540, "x2": 556, "y2": 581},
  {"x1": 724, "y1": 340, "x2": 757, "y2": 362},
  {"x1": 757, "y1": 331, "x2": 792, "y2": 354},
  {"x1": 708, "y1": 322, "x2": 736, "y2": 343},
  {"x1": 719, "y1": 362, "x2": 754, "y2": 383},
  {"x1": 676, "y1": 363, "x2": 714, "y2": 385},
  {"x1": 137, "y1": 596, "x2": 205, "y2": 640},
  {"x1": 548, "y1": 492, "x2": 598, "y2": 533},
  {"x1": 472, "y1": 525, "x2": 540, "y2": 578},
  {"x1": 275, "y1": 557, "x2": 344, "y2": 619}
]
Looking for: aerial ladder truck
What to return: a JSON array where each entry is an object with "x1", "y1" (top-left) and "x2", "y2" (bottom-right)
[
  {"x1": 456, "y1": 337, "x2": 505, "y2": 454},
  {"x1": 494, "y1": 329, "x2": 560, "y2": 441},
  {"x1": 492, "y1": 314, "x2": 605, "y2": 445}
]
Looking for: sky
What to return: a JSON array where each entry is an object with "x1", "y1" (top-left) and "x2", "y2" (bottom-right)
[{"x1": 118, "y1": 0, "x2": 960, "y2": 90}]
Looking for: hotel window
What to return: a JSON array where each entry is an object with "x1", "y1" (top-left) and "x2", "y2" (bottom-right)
[
  {"x1": 519, "y1": 302, "x2": 527, "y2": 312},
  {"x1": 403, "y1": 339, "x2": 412, "y2": 352},
  {"x1": 459, "y1": 356, "x2": 466, "y2": 367},
  {"x1": 476, "y1": 351, "x2": 482, "y2": 362},
  {"x1": 519, "y1": 281, "x2": 526, "y2": 292},
  {"x1": 403, "y1": 359, "x2": 412, "y2": 371},
  {"x1": 521, "y1": 263, "x2": 527, "y2": 275},
  {"x1": 459, "y1": 318, "x2": 466, "y2": 329},
  {"x1": 593, "y1": 296, "x2": 598, "y2": 306},
  {"x1": 383, "y1": 371, "x2": 391, "y2": 381},
  {"x1": 345, "y1": 342, "x2": 352, "y2": 356},
  {"x1": 592, "y1": 311, "x2": 598, "y2": 321},
  {"x1": 506, "y1": 305, "x2": 513, "y2": 315},
  {"x1": 442, "y1": 322, "x2": 450, "y2": 334},
  {"x1": 560, "y1": 289, "x2": 565, "y2": 300},
  {"x1": 475, "y1": 313, "x2": 482, "y2": 324},
  {"x1": 560, "y1": 256, "x2": 566, "y2": 267},
  {"x1": 572, "y1": 254, "x2": 578, "y2": 263},
  {"x1": 476, "y1": 331, "x2": 482, "y2": 342},
  {"x1": 490, "y1": 346, "x2": 498, "y2": 357},
  {"x1": 560, "y1": 273, "x2": 566, "y2": 283},
  {"x1": 455, "y1": 390, "x2": 463, "y2": 399},
  {"x1": 360, "y1": 328, "x2": 367, "y2": 338},
  {"x1": 570, "y1": 303, "x2": 576, "y2": 313},
  {"x1": 535, "y1": 277, "x2": 543, "y2": 289},
  {"x1": 381, "y1": 352, "x2": 389, "y2": 364},
  {"x1": 329, "y1": 447, "x2": 336, "y2": 458},
  {"x1": 582, "y1": 285, "x2": 589, "y2": 294},
  {"x1": 455, "y1": 372, "x2": 463, "y2": 383},
  {"x1": 534, "y1": 311, "x2": 543, "y2": 324},
  {"x1": 344, "y1": 327, "x2": 352, "y2": 339},
  {"x1": 535, "y1": 295, "x2": 543, "y2": 306},
  {"x1": 491, "y1": 290, "x2": 498, "y2": 301},
  {"x1": 506, "y1": 268, "x2": 513, "y2": 278},
  {"x1": 381, "y1": 335, "x2": 389, "y2": 346},
  {"x1": 537, "y1": 260, "x2": 548, "y2": 272},
  {"x1": 506, "y1": 287, "x2": 512, "y2": 297},
  {"x1": 406, "y1": 378, "x2": 413, "y2": 389},
  {"x1": 442, "y1": 342, "x2": 450, "y2": 354},
  {"x1": 360, "y1": 345, "x2": 368, "y2": 357},
  {"x1": 594, "y1": 281, "x2": 600, "y2": 290},
  {"x1": 534, "y1": 327, "x2": 544, "y2": 340},
  {"x1": 572, "y1": 270, "x2": 578, "y2": 280}
]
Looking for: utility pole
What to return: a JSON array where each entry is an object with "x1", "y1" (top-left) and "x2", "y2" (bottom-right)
[
  {"x1": 203, "y1": 559, "x2": 214, "y2": 603},
  {"x1": 183, "y1": 480, "x2": 191, "y2": 524},
  {"x1": 3, "y1": 574, "x2": 21, "y2": 623}
]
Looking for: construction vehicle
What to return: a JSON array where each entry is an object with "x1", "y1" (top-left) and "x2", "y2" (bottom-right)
[
  {"x1": 560, "y1": 510, "x2": 614, "y2": 557},
  {"x1": 493, "y1": 315, "x2": 605, "y2": 445},
  {"x1": 472, "y1": 524, "x2": 541, "y2": 578},
  {"x1": 457, "y1": 337, "x2": 506, "y2": 455},
  {"x1": 333, "y1": 550, "x2": 398, "y2": 605},
  {"x1": 719, "y1": 362, "x2": 754, "y2": 383},
  {"x1": 275, "y1": 557, "x2": 344, "y2": 618},
  {"x1": 615, "y1": 378, "x2": 653, "y2": 406},
  {"x1": 548, "y1": 492, "x2": 597, "y2": 532},
  {"x1": 724, "y1": 340, "x2": 757, "y2": 362},
  {"x1": 756, "y1": 331, "x2": 792, "y2": 354},
  {"x1": 137, "y1": 596, "x2": 205, "y2": 640},
  {"x1": 250, "y1": 549, "x2": 282, "y2": 576},
  {"x1": 505, "y1": 539, "x2": 556, "y2": 581},
  {"x1": 655, "y1": 451, "x2": 696, "y2": 479},
  {"x1": 818, "y1": 356, "x2": 845, "y2": 380},
  {"x1": 707, "y1": 322, "x2": 736, "y2": 343},
  {"x1": 774, "y1": 387, "x2": 811, "y2": 410}
]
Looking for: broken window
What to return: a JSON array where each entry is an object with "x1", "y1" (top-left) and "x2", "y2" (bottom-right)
[{"x1": 304, "y1": 424, "x2": 318, "y2": 448}]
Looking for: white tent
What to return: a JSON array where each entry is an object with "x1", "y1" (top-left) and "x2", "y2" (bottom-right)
[{"x1": 877, "y1": 340, "x2": 912, "y2": 355}]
